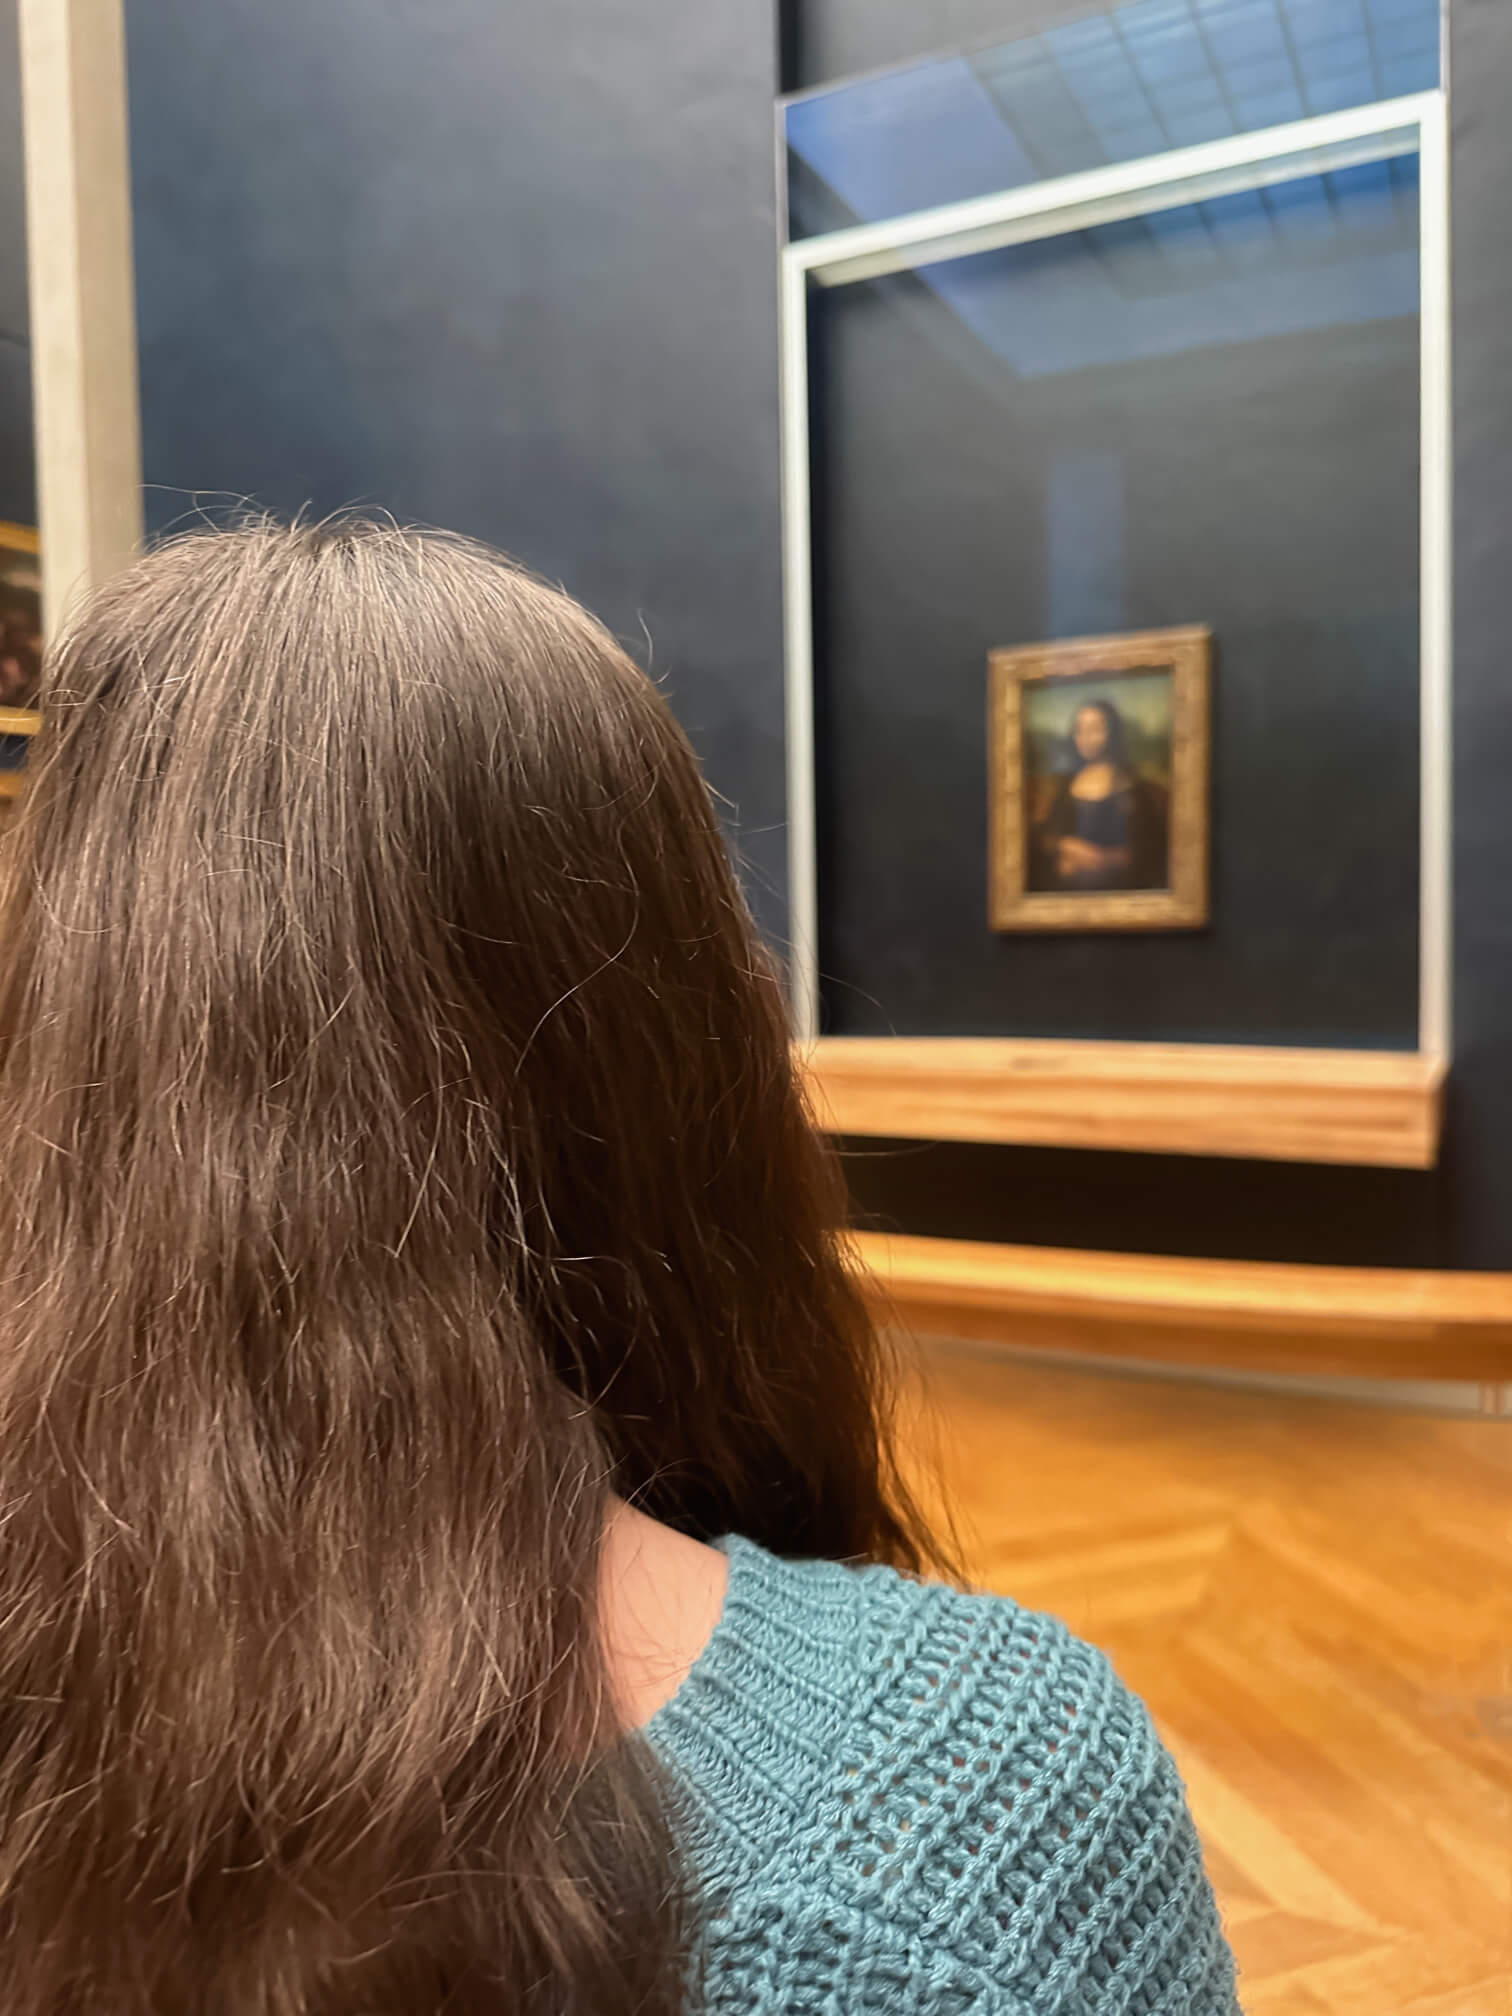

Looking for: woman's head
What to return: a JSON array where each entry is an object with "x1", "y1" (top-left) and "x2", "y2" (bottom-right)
[
  {"x1": 0, "y1": 520, "x2": 931, "y2": 2013},
  {"x1": 1070, "y1": 697, "x2": 1130, "y2": 771}
]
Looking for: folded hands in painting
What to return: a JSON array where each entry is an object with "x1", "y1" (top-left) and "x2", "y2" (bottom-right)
[{"x1": 1056, "y1": 835, "x2": 1130, "y2": 879}]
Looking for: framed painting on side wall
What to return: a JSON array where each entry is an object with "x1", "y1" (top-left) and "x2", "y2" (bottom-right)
[
  {"x1": 989, "y1": 625, "x2": 1211, "y2": 933},
  {"x1": 0, "y1": 522, "x2": 43, "y2": 804}
]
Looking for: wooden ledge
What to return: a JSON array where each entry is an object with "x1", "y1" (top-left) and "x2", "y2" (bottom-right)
[
  {"x1": 802, "y1": 1037, "x2": 1444, "y2": 1169},
  {"x1": 853, "y1": 1231, "x2": 1512, "y2": 1381}
]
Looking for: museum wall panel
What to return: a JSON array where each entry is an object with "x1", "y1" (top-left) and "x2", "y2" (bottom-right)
[{"x1": 122, "y1": 0, "x2": 789, "y2": 937}]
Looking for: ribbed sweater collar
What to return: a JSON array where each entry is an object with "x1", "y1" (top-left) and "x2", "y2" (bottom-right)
[{"x1": 643, "y1": 1535, "x2": 871, "y2": 1872}]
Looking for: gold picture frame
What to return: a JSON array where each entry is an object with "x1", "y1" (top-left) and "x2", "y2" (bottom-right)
[
  {"x1": 989, "y1": 624, "x2": 1211, "y2": 933},
  {"x1": 0, "y1": 522, "x2": 43, "y2": 803}
]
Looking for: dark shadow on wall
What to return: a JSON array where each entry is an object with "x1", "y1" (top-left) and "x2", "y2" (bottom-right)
[{"x1": 840, "y1": 1134, "x2": 1447, "y2": 1270}]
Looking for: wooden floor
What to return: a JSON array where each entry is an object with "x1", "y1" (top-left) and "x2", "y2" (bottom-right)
[{"x1": 902, "y1": 1344, "x2": 1512, "y2": 2015}]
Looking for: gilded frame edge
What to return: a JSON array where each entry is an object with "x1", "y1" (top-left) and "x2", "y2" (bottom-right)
[{"x1": 988, "y1": 623, "x2": 1212, "y2": 934}]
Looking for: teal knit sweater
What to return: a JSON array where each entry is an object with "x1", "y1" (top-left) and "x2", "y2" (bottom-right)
[{"x1": 647, "y1": 1535, "x2": 1240, "y2": 2013}]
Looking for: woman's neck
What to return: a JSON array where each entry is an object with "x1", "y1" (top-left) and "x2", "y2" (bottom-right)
[{"x1": 599, "y1": 1497, "x2": 729, "y2": 1729}]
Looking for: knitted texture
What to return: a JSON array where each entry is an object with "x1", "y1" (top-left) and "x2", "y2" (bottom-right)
[{"x1": 646, "y1": 1536, "x2": 1240, "y2": 2014}]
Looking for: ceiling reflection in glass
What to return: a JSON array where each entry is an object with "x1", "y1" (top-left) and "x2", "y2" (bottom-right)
[{"x1": 785, "y1": 0, "x2": 1440, "y2": 240}]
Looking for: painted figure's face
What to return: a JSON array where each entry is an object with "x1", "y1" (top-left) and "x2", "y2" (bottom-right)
[{"x1": 1073, "y1": 705, "x2": 1109, "y2": 763}]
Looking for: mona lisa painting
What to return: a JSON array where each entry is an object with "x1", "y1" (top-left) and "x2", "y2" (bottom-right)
[{"x1": 989, "y1": 626, "x2": 1210, "y2": 932}]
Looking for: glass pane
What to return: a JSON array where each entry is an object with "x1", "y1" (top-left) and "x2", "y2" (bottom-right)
[
  {"x1": 810, "y1": 156, "x2": 1420, "y2": 1045},
  {"x1": 784, "y1": 0, "x2": 1440, "y2": 240}
]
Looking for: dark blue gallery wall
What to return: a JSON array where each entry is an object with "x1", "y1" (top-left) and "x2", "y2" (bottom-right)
[
  {"x1": 123, "y1": 0, "x2": 788, "y2": 933},
  {"x1": 0, "y1": 0, "x2": 35, "y2": 528},
  {"x1": 1446, "y1": 0, "x2": 1512, "y2": 1268}
]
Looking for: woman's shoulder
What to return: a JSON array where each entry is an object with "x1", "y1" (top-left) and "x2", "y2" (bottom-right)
[
  {"x1": 649, "y1": 1538, "x2": 1237, "y2": 2010},
  {"x1": 648, "y1": 1532, "x2": 1149, "y2": 1792}
]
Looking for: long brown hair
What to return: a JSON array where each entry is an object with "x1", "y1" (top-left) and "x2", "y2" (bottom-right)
[{"x1": 0, "y1": 521, "x2": 934, "y2": 2013}]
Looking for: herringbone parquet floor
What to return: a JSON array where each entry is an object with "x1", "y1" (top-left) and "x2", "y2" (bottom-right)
[{"x1": 902, "y1": 1345, "x2": 1512, "y2": 2016}]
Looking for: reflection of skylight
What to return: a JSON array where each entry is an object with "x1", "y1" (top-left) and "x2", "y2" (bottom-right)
[
  {"x1": 911, "y1": 158, "x2": 1419, "y2": 380},
  {"x1": 785, "y1": 0, "x2": 1439, "y2": 238},
  {"x1": 1076, "y1": 147, "x2": 1418, "y2": 295}
]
